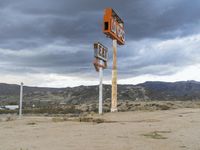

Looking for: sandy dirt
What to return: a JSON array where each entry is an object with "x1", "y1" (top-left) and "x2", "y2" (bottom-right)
[{"x1": 0, "y1": 108, "x2": 200, "y2": 150}]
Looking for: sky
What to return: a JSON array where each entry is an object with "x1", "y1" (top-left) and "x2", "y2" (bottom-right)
[{"x1": 0, "y1": 0, "x2": 200, "y2": 87}]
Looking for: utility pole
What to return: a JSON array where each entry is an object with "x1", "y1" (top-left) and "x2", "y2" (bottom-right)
[
  {"x1": 99, "y1": 60, "x2": 103, "y2": 114},
  {"x1": 19, "y1": 82, "x2": 23, "y2": 118},
  {"x1": 111, "y1": 39, "x2": 118, "y2": 112},
  {"x1": 93, "y1": 42, "x2": 108, "y2": 115},
  {"x1": 103, "y1": 8, "x2": 125, "y2": 112}
]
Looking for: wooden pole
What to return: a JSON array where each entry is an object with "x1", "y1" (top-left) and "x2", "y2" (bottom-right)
[{"x1": 111, "y1": 39, "x2": 118, "y2": 112}]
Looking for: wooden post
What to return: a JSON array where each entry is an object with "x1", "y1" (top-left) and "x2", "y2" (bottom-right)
[{"x1": 111, "y1": 39, "x2": 118, "y2": 112}]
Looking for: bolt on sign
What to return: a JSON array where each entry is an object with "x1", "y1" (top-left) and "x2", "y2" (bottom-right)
[
  {"x1": 103, "y1": 8, "x2": 125, "y2": 45},
  {"x1": 93, "y1": 42, "x2": 108, "y2": 72}
]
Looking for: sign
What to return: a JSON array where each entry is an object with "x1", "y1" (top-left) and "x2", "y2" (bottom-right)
[
  {"x1": 103, "y1": 8, "x2": 125, "y2": 45},
  {"x1": 93, "y1": 42, "x2": 108, "y2": 72},
  {"x1": 94, "y1": 42, "x2": 108, "y2": 62},
  {"x1": 92, "y1": 42, "x2": 108, "y2": 114}
]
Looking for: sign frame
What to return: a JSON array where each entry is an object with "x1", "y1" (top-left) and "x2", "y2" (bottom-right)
[
  {"x1": 103, "y1": 8, "x2": 125, "y2": 45},
  {"x1": 94, "y1": 42, "x2": 108, "y2": 62},
  {"x1": 93, "y1": 42, "x2": 108, "y2": 72}
]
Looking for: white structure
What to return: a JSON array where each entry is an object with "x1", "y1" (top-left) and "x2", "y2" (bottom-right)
[
  {"x1": 19, "y1": 82, "x2": 23, "y2": 118},
  {"x1": 99, "y1": 60, "x2": 103, "y2": 114},
  {"x1": 93, "y1": 42, "x2": 108, "y2": 115},
  {"x1": 4, "y1": 105, "x2": 19, "y2": 110}
]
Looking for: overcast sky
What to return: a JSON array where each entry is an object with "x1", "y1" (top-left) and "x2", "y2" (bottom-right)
[{"x1": 0, "y1": 0, "x2": 200, "y2": 87}]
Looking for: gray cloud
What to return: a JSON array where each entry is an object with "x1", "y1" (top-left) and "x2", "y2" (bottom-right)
[{"x1": 0, "y1": 0, "x2": 200, "y2": 82}]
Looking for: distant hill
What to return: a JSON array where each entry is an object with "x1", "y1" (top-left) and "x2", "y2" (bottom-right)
[
  {"x1": 0, "y1": 81, "x2": 200, "y2": 105},
  {"x1": 139, "y1": 81, "x2": 200, "y2": 101}
]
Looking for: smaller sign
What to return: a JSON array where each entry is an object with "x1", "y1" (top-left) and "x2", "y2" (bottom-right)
[
  {"x1": 94, "y1": 42, "x2": 108, "y2": 62},
  {"x1": 93, "y1": 42, "x2": 108, "y2": 72}
]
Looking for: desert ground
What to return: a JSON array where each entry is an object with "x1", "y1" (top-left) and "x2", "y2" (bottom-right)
[{"x1": 0, "y1": 108, "x2": 200, "y2": 150}]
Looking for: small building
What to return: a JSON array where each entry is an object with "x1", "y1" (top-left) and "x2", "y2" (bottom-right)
[{"x1": 4, "y1": 105, "x2": 19, "y2": 110}]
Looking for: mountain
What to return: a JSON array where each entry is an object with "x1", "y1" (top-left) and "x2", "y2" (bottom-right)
[
  {"x1": 0, "y1": 81, "x2": 200, "y2": 106},
  {"x1": 139, "y1": 81, "x2": 200, "y2": 101}
]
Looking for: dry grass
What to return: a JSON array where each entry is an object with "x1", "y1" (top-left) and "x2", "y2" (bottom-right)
[
  {"x1": 52, "y1": 117, "x2": 68, "y2": 122},
  {"x1": 20, "y1": 148, "x2": 29, "y2": 150},
  {"x1": 5, "y1": 116, "x2": 15, "y2": 122},
  {"x1": 79, "y1": 117, "x2": 106, "y2": 124},
  {"x1": 79, "y1": 117, "x2": 117, "y2": 124},
  {"x1": 26, "y1": 122, "x2": 37, "y2": 125},
  {"x1": 142, "y1": 131, "x2": 171, "y2": 139},
  {"x1": 51, "y1": 116, "x2": 115, "y2": 124}
]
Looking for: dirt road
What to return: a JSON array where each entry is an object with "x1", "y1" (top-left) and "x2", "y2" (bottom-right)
[{"x1": 0, "y1": 108, "x2": 200, "y2": 150}]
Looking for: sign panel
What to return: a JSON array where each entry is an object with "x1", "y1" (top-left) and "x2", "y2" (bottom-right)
[
  {"x1": 94, "y1": 42, "x2": 108, "y2": 62},
  {"x1": 103, "y1": 8, "x2": 125, "y2": 45},
  {"x1": 93, "y1": 42, "x2": 108, "y2": 72}
]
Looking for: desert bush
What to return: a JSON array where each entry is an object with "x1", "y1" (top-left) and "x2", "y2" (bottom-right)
[
  {"x1": 159, "y1": 104, "x2": 171, "y2": 110},
  {"x1": 52, "y1": 117, "x2": 65, "y2": 122},
  {"x1": 5, "y1": 116, "x2": 15, "y2": 121},
  {"x1": 27, "y1": 122, "x2": 37, "y2": 125},
  {"x1": 79, "y1": 117, "x2": 105, "y2": 124},
  {"x1": 0, "y1": 109, "x2": 17, "y2": 114},
  {"x1": 23, "y1": 106, "x2": 82, "y2": 115},
  {"x1": 142, "y1": 131, "x2": 168, "y2": 139}
]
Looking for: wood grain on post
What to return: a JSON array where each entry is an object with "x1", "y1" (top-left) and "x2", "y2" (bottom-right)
[{"x1": 111, "y1": 39, "x2": 118, "y2": 112}]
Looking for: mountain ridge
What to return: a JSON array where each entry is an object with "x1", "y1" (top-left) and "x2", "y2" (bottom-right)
[{"x1": 0, "y1": 80, "x2": 200, "y2": 106}]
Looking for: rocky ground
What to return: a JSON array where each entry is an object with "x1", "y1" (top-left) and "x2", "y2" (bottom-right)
[
  {"x1": 0, "y1": 108, "x2": 200, "y2": 150},
  {"x1": 76, "y1": 100, "x2": 200, "y2": 113}
]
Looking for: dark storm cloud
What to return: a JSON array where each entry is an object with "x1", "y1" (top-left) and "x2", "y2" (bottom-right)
[
  {"x1": 117, "y1": 36, "x2": 200, "y2": 79},
  {"x1": 2, "y1": 0, "x2": 200, "y2": 48},
  {"x1": 0, "y1": 0, "x2": 200, "y2": 79},
  {"x1": 0, "y1": 47, "x2": 93, "y2": 74}
]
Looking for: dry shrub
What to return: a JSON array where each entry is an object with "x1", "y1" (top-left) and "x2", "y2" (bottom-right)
[
  {"x1": 79, "y1": 117, "x2": 105, "y2": 124},
  {"x1": 27, "y1": 122, "x2": 37, "y2": 125},
  {"x1": 5, "y1": 116, "x2": 14, "y2": 122},
  {"x1": 52, "y1": 117, "x2": 71, "y2": 122},
  {"x1": 52, "y1": 117, "x2": 65, "y2": 122},
  {"x1": 142, "y1": 131, "x2": 171, "y2": 139}
]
